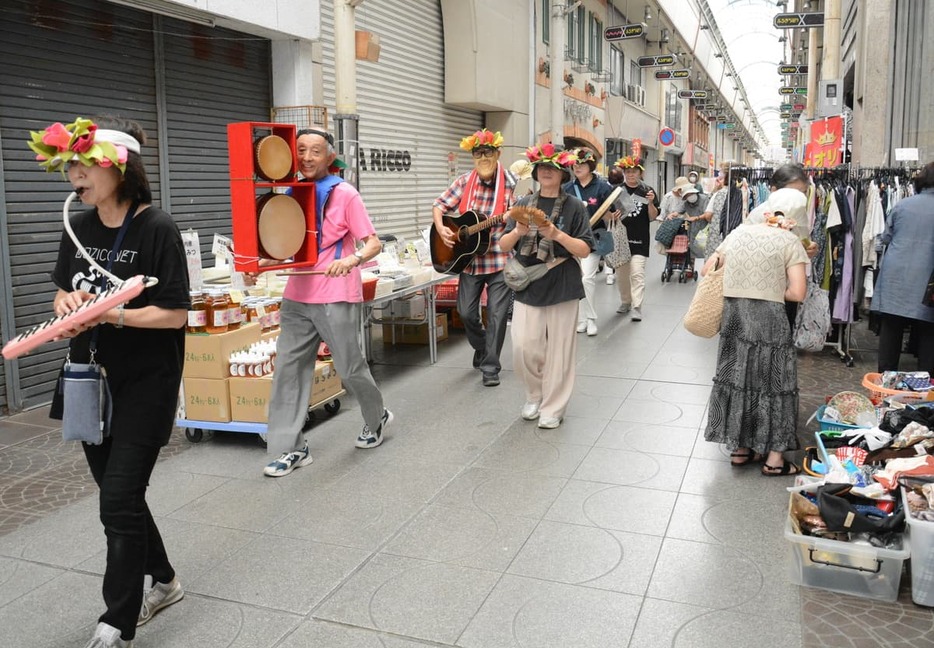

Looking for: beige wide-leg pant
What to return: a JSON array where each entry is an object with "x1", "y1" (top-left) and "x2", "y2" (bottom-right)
[
  {"x1": 615, "y1": 254, "x2": 647, "y2": 308},
  {"x1": 511, "y1": 299, "x2": 579, "y2": 421}
]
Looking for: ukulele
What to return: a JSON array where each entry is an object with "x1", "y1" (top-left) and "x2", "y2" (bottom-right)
[{"x1": 429, "y1": 206, "x2": 547, "y2": 274}]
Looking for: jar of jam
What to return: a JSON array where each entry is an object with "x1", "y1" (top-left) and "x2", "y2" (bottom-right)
[
  {"x1": 187, "y1": 291, "x2": 207, "y2": 334},
  {"x1": 225, "y1": 289, "x2": 242, "y2": 330},
  {"x1": 205, "y1": 289, "x2": 229, "y2": 334}
]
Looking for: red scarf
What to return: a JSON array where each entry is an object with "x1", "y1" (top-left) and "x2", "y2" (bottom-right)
[{"x1": 458, "y1": 163, "x2": 507, "y2": 216}]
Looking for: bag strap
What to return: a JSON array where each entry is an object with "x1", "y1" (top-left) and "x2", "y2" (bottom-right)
[{"x1": 89, "y1": 201, "x2": 138, "y2": 357}]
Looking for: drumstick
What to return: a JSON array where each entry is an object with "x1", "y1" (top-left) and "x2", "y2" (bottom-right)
[
  {"x1": 589, "y1": 186, "x2": 624, "y2": 227},
  {"x1": 275, "y1": 270, "x2": 328, "y2": 276}
]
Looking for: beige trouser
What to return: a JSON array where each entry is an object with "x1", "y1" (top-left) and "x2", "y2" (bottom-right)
[
  {"x1": 511, "y1": 300, "x2": 579, "y2": 421},
  {"x1": 616, "y1": 254, "x2": 646, "y2": 308}
]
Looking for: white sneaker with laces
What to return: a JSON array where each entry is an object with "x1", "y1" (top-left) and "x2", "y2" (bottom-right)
[
  {"x1": 521, "y1": 401, "x2": 541, "y2": 420},
  {"x1": 84, "y1": 622, "x2": 132, "y2": 648},
  {"x1": 586, "y1": 319, "x2": 598, "y2": 336},
  {"x1": 263, "y1": 444, "x2": 313, "y2": 477},
  {"x1": 356, "y1": 409, "x2": 392, "y2": 448},
  {"x1": 616, "y1": 302, "x2": 631, "y2": 314},
  {"x1": 138, "y1": 577, "x2": 184, "y2": 626},
  {"x1": 576, "y1": 321, "x2": 587, "y2": 333}
]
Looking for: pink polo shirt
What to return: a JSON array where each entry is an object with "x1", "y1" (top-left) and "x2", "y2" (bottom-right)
[{"x1": 282, "y1": 182, "x2": 377, "y2": 304}]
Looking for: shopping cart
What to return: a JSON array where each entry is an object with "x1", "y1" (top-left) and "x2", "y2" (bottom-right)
[{"x1": 661, "y1": 221, "x2": 696, "y2": 283}]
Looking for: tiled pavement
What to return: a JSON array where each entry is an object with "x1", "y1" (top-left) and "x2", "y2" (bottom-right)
[{"x1": 1, "y1": 252, "x2": 932, "y2": 648}]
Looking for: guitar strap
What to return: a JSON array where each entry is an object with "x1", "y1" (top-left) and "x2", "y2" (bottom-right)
[{"x1": 458, "y1": 164, "x2": 506, "y2": 217}]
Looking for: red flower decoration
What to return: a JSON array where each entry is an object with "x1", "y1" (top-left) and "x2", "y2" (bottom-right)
[{"x1": 41, "y1": 123, "x2": 72, "y2": 152}]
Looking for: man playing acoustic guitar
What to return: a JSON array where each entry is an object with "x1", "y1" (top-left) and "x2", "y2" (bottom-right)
[{"x1": 431, "y1": 129, "x2": 517, "y2": 387}]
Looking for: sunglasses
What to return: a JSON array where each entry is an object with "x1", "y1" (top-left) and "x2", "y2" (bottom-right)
[{"x1": 471, "y1": 148, "x2": 497, "y2": 159}]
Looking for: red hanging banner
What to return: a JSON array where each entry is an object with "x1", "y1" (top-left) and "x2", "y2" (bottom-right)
[{"x1": 804, "y1": 116, "x2": 842, "y2": 168}]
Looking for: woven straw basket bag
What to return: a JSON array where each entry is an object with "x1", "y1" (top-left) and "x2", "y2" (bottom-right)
[{"x1": 683, "y1": 261, "x2": 724, "y2": 338}]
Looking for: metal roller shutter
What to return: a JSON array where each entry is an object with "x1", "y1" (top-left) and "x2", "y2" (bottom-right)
[
  {"x1": 0, "y1": 2, "x2": 271, "y2": 411},
  {"x1": 0, "y1": 0, "x2": 159, "y2": 409},
  {"x1": 320, "y1": 0, "x2": 483, "y2": 239},
  {"x1": 161, "y1": 18, "x2": 271, "y2": 244}
]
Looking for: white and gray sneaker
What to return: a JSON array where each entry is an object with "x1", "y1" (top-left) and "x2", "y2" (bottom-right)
[
  {"x1": 616, "y1": 302, "x2": 631, "y2": 314},
  {"x1": 84, "y1": 622, "x2": 132, "y2": 648},
  {"x1": 356, "y1": 409, "x2": 393, "y2": 449},
  {"x1": 138, "y1": 577, "x2": 184, "y2": 626},
  {"x1": 263, "y1": 444, "x2": 313, "y2": 477},
  {"x1": 631, "y1": 307, "x2": 642, "y2": 322}
]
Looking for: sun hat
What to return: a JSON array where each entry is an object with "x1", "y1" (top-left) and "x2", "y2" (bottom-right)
[
  {"x1": 614, "y1": 155, "x2": 644, "y2": 170},
  {"x1": 673, "y1": 176, "x2": 691, "y2": 191},
  {"x1": 681, "y1": 185, "x2": 700, "y2": 196},
  {"x1": 525, "y1": 143, "x2": 578, "y2": 181}
]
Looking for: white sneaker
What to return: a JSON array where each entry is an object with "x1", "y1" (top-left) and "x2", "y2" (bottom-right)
[
  {"x1": 616, "y1": 303, "x2": 631, "y2": 314},
  {"x1": 521, "y1": 401, "x2": 541, "y2": 420},
  {"x1": 138, "y1": 577, "x2": 184, "y2": 626},
  {"x1": 263, "y1": 444, "x2": 313, "y2": 477},
  {"x1": 631, "y1": 307, "x2": 642, "y2": 322},
  {"x1": 576, "y1": 321, "x2": 587, "y2": 334},
  {"x1": 538, "y1": 416, "x2": 561, "y2": 429},
  {"x1": 84, "y1": 622, "x2": 132, "y2": 648},
  {"x1": 586, "y1": 319, "x2": 598, "y2": 336},
  {"x1": 606, "y1": 274, "x2": 616, "y2": 285}
]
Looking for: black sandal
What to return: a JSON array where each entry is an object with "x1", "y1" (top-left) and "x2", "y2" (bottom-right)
[
  {"x1": 730, "y1": 450, "x2": 764, "y2": 467},
  {"x1": 761, "y1": 460, "x2": 800, "y2": 477}
]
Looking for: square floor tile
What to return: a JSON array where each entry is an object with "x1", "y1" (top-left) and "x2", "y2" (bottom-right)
[
  {"x1": 545, "y1": 480, "x2": 677, "y2": 536},
  {"x1": 572, "y1": 447, "x2": 688, "y2": 491}
]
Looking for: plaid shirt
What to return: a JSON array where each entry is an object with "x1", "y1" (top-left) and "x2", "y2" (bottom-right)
[{"x1": 433, "y1": 169, "x2": 517, "y2": 275}]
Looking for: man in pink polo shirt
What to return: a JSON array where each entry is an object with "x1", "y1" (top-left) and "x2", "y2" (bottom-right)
[{"x1": 263, "y1": 128, "x2": 390, "y2": 478}]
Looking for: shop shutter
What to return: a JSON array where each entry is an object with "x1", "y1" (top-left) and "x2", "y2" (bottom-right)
[
  {"x1": 319, "y1": 0, "x2": 483, "y2": 239},
  {"x1": 161, "y1": 19, "x2": 271, "y2": 248},
  {"x1": 0, "y1": 0, "x2": 159, "y2": 409}
]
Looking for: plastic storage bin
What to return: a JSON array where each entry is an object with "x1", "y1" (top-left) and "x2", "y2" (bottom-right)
[
  {"x1": 901, "y1": 488, "x2": 934, "y2": 606},
  {"x1": 784, "y1": 516, "x2": 908, "y2": 602}
]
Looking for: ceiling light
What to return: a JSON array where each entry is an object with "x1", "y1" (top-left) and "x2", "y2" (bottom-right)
[
  {"x1": 644, "y1": 5, "x2": 652, "y2": 21},
  {"x1": 660, "y1": 28, "x2": 669, "y2": 43}
]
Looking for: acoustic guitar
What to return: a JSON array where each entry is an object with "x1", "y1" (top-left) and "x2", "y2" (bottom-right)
[{"x1": 429, "y1": 206, "x2": 547, "y2": 274}]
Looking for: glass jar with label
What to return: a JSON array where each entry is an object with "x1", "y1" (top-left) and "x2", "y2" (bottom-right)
[
  {"x1": 187, "y1": 291, "x2": 207, "y2": 334},
  {"x1": 205, "y1": 289, "x2": 229, "y2": 334},
  {"x1": 225, "y1": 289, "x2": 242, "y2": 330}
]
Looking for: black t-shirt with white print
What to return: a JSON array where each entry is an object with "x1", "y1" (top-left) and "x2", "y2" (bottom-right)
[{"x1": 51, "y1": 205, "x2": 190, "y2": 445}]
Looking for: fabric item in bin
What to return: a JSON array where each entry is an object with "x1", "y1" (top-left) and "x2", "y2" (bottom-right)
[
  {"x1": 817, "y1": 483, "x2": 905, "y2": 534},
  {"x1": 873, "y1": 456, "x2": 934, "y2": 490}
]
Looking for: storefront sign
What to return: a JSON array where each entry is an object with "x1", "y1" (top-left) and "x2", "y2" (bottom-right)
[
  {"x1": 638, "y1": 55, "x2": 675, "y2": 68},
  {"x1": 604, "y1": 24, "x2": 645, "y2": 41},
  {"x1": 632, "y1": 138, "x2": 643, "y2": 160},
  {"x1": 780, "y1": 87, "x2": 808, "y2": 95},
  {"x1": 804, "y1": 116, "x2": 842, "y2": 168},
  {"x1": 677, "y1": 90, "x2": 708, "y2": 99},
  {"x1": 717, "y1": 123, "x2": 736, "y2": 129},
  {"x1": 360, "y1": 148, "x2": 412, "y2": 172},
  {"x1": 655, "y1": 69, "x2": 690, "y2": 80},
  {"x1": 778, "y1": 64, "x2": 809, "y2": 75},
  {"x1": 774, "y1": 12, "x2": 824, "y2": 29}
]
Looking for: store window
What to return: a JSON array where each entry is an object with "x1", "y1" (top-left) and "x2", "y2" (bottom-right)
[
  {"x1": 566, "y1": 5, "x2": 577, "y2": 58},
  {"x1": 542, "y1": 0, "x2": 549, "y2": 45},
  {"x1": 630, "y1": 60, "x2": 642, "y2": 87},
  {"x1": 576, "y1": 5, "x2": 586, "y2": 65},
  {"x1": 589, "y1": 15, "x2": 603, "y2": 71},
  {"x1": 664, "y1": 83, "x2": 682, "y2": 130},
  {"x1": 609, "y1": 47, "x2": 624, "y2": 96}
]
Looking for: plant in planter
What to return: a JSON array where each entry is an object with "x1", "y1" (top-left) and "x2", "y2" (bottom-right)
[
  {"x1": 538, "y1": 58, "x2": 550, "y2": 78},
  {"x1": 564, "y1": 71, "x2": 574, "y2": 87},
  {"x1": 585, "y1": 82, "x2": 596, "y2": 96}
]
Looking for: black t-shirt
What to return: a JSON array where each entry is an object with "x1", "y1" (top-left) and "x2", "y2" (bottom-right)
[
  {"x1": 504, "y1": 193, "x2": 593, "y2": 307},
  {"x1": 51, "y1": 205, "x2": 190, "y2": 445},
  {"x1": 562, "y1": 173, "x2": 619, "y2": 231},
  {"x1": 621, "y1": 182, "x2": 659, "y2": 257}
]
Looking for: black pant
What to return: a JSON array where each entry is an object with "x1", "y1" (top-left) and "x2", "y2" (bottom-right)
[
  {"x1": 83, "y1": 438, "x2": 174, "y2": 640},
  {"x1": 877, "y1": 313, "x2": 934, "y2": 373}
]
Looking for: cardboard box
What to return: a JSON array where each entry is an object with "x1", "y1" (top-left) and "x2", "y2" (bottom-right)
[
  {"x1": 227, "y1": 361, "x2": 342, "y2": 423},
  {"x1": 182, "y1": 378, "x2": 231, "y2": 422},
  {"x1": 228, "y1": 375, "x2": 274, "y2": 423},
  {"x1": 260, "y1": 329, "x2": 280, "y2": 344},
  {"x1": 313, "y1": 360, "x2": 343, "y2": 403},
  {"x1": 184, "y1": 323, "x2": 261, "y2": 379},
  {"x1": 383, "y1": 313, "x2": 448, "y2": 345}
]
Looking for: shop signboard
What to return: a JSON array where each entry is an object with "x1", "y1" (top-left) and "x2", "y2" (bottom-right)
[
  {"x1": 778, "y1": 64, "x2": 809, "y2": 75},
  {"x1": 803, "y1": 115, "x2": 842, "y2": 167},
  {"x1": 655, "y1": 69, "x2": 690, "y2": 80},
  {"x1": 780, "y1": 87, "x2": 808, "y2": 95},
  {"x1": 774, "y1": 12, "x2": 824, "y2": 28},
  {"x1": 780, "y1": 103, "x2": 793, "y2": 110},
  {"x1": 678, "y1": 90, "x2": 708, "y2": 99},
  {"x1": 717, "y1": 122, "x2": 736, "y2": 129},
  {"x1": 638, "y1": 54, "x2": 675, "y2": 68},
  {"x1": 604, "y1": 24, "x2": 644, "y2": 41}
]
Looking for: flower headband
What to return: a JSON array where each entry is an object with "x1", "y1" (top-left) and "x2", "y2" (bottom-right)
[
  {"x1": 27, "y1": 117, "x2": 139, "y2": 175},
  {"x1": 614, "y1": 155, "x2": 644, "y2": 170},
  {"x1": 525, "y1": 143, "x2": 578, "y2": 169},
  {"x1": 459, "y1": 128, "x2": 503, "y2": 151}
]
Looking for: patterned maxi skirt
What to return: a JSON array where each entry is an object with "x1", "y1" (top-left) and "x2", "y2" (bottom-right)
[{"x1": 704, "y1": 297, "x2": 799, "y2": 454}]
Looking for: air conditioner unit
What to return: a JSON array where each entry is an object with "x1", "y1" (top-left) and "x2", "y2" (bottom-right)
[{"x1": 626, "y1": 84, "x2": 645, "y2": 106}]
